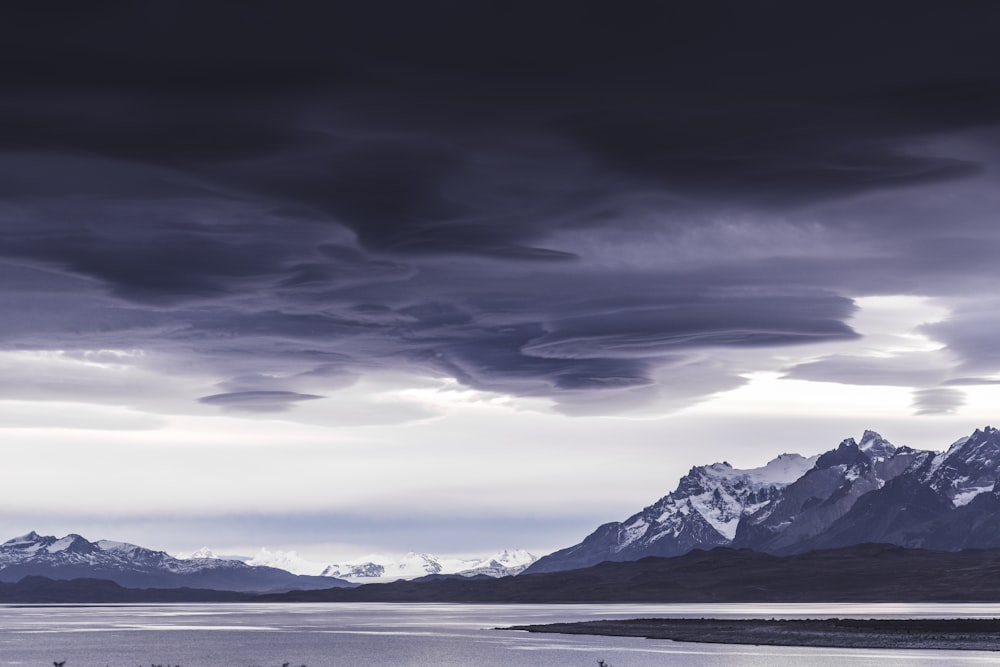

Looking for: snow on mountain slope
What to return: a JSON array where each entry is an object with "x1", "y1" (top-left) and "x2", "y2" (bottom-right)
[
  {"x1": 620, "y1": 452, "x2": 816, "y2": 547},
  {"x1": 0, "y1": 532, "x2": 253, "y2": 575},
  {"x1": 922, "y1": 426, "x2": 1000, "y2": 507},
  {"x1": 735, "y1": 452, "x2": 821, "y2": 486},
  {"x1": 732, "y1": 432, "x2": 921, "y2": 553},
  {"x1": 246, "y1": 548, "x2": 327, "y2": 576},
  {"x1": 174, "y1": 547, "x2": 222, "y2": 560},
  {"x1": 322, "y1": 552, "x2": 454, "y2": 581},
  {"x1": 318, "y1": 548, "x2": 538, "y2": 581},
  {"x1": 1, "y1": 532, "x2": 106, "y2": 565},
  {"x1": 858, "y1": 429, "x2": 898, "y2": 460},
  {"x1": 96, "y1": 539, "x2": 144, "y2": 554},
  {"x1": 456, "y1": 549, "x2": 538, "y2": 577},
  {"x1": 527, "y1": 451, "x2": 816, "y2": 574},
  {"x1": 170, "y1": 543, "x2": 537, "y2": 581}
]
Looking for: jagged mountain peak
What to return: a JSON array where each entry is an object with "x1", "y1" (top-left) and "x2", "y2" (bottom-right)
[
  {"x1": 859, "y1": 429, "x2": 884, "y2": 446},
  {"x1": 811, "y1": 431, "x2": 895, "y2": 470},
  {"x1": 8, "y1": 531, "x2": 42, "y2": 543},
  {"x1": 3, "y1": 531, "x2": 46, "y2": 549},
  {"x1": 2, "y1": 531, "x2": 98, "y2": 555},
  {"x1": 952, "y1": 425, "x2": 999, "y2": 450},
  {"x1": 47, "y1": 534, "x2": 97, "y2": 555},
  {"x1": 681, "y1": 453, "x2": 814, "y2": 495},
  {"x1": 859, "y1": 430, "x2": 896, "y2": 458},
  {"x1": 6, "y1": 530, "x2": 55, "y2": 543},
  {"x1": 815, "y1": 438, "x2": 865, "y2": 469},
  {"x1": 923, "y1": 426, "x2": 1000, "y2": 507},
  {"x1": 936, "y1": 426, "x2": 1000, "y2": 461}
]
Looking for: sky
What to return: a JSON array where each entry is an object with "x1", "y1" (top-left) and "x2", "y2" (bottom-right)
[{"x1": 3, "y1": 2, "x2": 1000, "y2": 563}]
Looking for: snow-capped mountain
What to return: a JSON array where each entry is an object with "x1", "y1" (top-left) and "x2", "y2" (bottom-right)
[
  {"x1": 183, "y1": 546, "x2": 539, "y2": 581},
  {"x1": 456, "y1": 549, "x2": 537, "y2": 577},
  {"x1": 322, "y1": 552, "x2": 446, "y2": 580},
  {"x1": 923, "y1": 426, "x2": 1000, "y2": 507},
  {"x1": 0, "y1": 532, "x2": 350, "y2": 592},
  {"x1": 732, "y1": 430, "x2": 922, "y2": 553},
  {"x1": 527, "y1": 451, "x2": 816, "y2": 573},
  {"x1": 245, "y1": 548, "x2": 327, "y2": 576},
  {"x1": 526, "y1": 427, "x2": 1000, "y2": 574},
  {"x1": 319, "y1": 549, "x2": 538, "y2": 581},
  {"x1": 173, "y1": 547, "x2": 246, "y2": 561},
  {"x1": 804, "y1": 426, "x2": 1000, "y2": 552}
]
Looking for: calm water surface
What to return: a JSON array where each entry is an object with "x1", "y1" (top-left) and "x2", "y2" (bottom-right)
[{"x1": 2, "y1": 602, "x2": 1000, "y2": 667}]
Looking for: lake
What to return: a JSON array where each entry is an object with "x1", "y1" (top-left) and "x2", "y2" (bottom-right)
[{"x1": 2, "y1": 602, "x2": 1000, "y2": 666}]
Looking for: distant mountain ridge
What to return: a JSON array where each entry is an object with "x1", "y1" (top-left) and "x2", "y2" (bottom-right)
[
  {"x1": 0, "y1": 532, "x2": 350, "y2": 592},
  {"x1": 527, "y1": 426, "x2": 1000, "y2": 574},
  {"x1": 0, "y1": 530, "x2": 538, "y2": 589},
  {"x1": 183, "y1": 546, "x2": 539, "y2": 581},
  {"x1": 318, "y1": 548, "x2": 538, "y2": 581}
]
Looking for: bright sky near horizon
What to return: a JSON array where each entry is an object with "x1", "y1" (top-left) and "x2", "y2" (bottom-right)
[{"x1": 3, "y1": 3, "x2": 1000, "y2": 563}]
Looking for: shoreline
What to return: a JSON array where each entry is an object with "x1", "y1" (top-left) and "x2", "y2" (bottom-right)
[{"x1": 506, "y1": 618, "x2": 1000, "y2": 651}]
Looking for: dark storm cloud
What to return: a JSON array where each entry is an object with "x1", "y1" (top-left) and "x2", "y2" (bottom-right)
[
  {"x1": 522, "y1": 295, "x2": 857, "y2": 360},
  {"x1": 1, "y1": 2, "x2": 1000, "y2": 413},
  {"x1": 557, "y1": 111, "x2": 982, "y2": 208}
]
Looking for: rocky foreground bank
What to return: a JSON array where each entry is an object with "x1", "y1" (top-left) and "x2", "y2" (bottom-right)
[{"x1": 507, "y1": 618, "x2": 1000, "y2": 651}]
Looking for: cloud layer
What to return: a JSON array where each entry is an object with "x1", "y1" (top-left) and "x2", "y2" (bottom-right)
[{"x1": 1, "y1": 3, "x2": 1000, "y2": 416}]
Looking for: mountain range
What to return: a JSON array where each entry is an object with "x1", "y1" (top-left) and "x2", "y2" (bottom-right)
[
  {"x1": 527, "y1": 426, "x2": 1000, "y2": 573},
  {"x1": 0, "y1": 531, "x2": 537, "y2": 592},
  {"x1": 179, "y1": 546, "x2": 538, "y2": 581},
  {"x1": 7, "y1": 425, "x2": 1000, "y2": 592},
  {"x1": 317, "y1": 548, "x2": 537, "y2": 581},
  {"x1": 0, "y1": 532, "x2": 349, "y2": 592}
]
